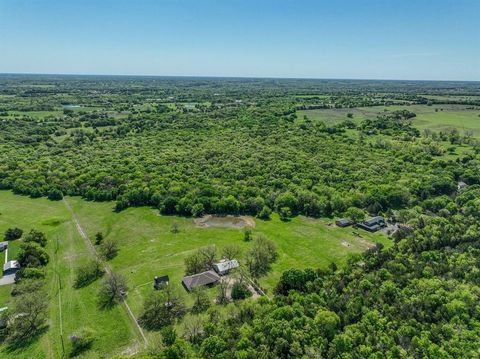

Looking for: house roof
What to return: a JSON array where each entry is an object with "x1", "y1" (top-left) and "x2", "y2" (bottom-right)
[
  {"x1": 213, "y1": 259, "x2": 239, "y2": 273},
  {"x1": 182, "y1": 270, "x2": 220, "y2": 291},
  {"x1": 363, "y1": 216, "x2": 385, "y2": 227},
  {"x1": 3, "y1": 260, "x2": 20, "y2": 272}
]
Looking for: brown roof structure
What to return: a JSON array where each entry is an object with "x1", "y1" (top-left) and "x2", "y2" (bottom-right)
[{"x1": 182, "y1": 270, "x2": 220, "y2": 292}]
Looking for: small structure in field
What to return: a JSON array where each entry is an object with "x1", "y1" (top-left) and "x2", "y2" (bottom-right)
[
  {"x1": 336, "y1": 218, "x2": 353, "y2": 227},
  {"x1": 3, "y1": 260, "x2": 20, "y2": 275},
  {"x1": 154, "y1": 275, "x2": 169, "y2": 290},
  {"x1": 213, "y1": 259, "x2": 240, "y2": 275},
  {"x1": 182, "y1": 270, "x2": 220, "y2": 292},
  {"x1": 356, "y1": 216, "x2": 386, "y2": 232},
  {"x1": 0, "y1": 242, "x2": 8, "y2": 252},
  {"x1": 457, "y1": 181, "x2": 468, "y2": 191}
]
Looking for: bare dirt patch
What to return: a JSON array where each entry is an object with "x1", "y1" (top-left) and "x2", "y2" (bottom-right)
[
  {"x1": 355, "y1": 238, "x2": 376, "y2": 250},
  {"x1": 194, "y1": 215, "x2": 255, "y2": 229},
  {"x1": 342, "y1": 237, "x2": 376, "y2": 250}
]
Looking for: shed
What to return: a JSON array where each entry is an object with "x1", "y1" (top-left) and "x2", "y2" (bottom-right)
[
  {"x1": 182, "y1": 270, "x2": 220, "y2": 292},
  {"x1": 3, "y1": 260, "x2": 20, "y2": 275},
  {"x1": 0, "y1": 242, "x2": 8, "y2": 252},
  {"x1": 458, "y1": 181, "x2": 468, "y2": 191},
  {"x1": 154, "y1": 275, "x2": 169, "y2": 290},
  {"x1": 336, "y1": 218, "x2": 353, "y2": 227},
  {"x1": 356, "y1": 216, "x2": 386, "y2": 232},
  {"x1": 213, "y1": 259, "x2": 240, "y2": 275}
]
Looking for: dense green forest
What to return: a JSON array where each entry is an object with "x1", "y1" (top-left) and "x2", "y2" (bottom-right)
[
  {"x1": 1, "y1": 75, "x2": 480, "y2": 358},
  {"x1": 1, "y1": 76, "x2": 480, "y2": 220},
  {"x1": 162, "y1": 184, "x2": 480, "y2": 358}
]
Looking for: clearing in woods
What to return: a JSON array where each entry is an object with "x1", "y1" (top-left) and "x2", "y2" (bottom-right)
[
  {"x1": 0, "y1": 190, "x2": 390, "y2": 356},
  {"x1": 297, "y1": 104, "x2": 480, "y2": 135}
]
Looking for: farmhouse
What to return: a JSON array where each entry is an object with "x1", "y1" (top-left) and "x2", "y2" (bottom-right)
[
  {"x1": 182, "y1": 270, "x2": 220, "y2": 292},
  {"x1": 0, "y1": 242, "x2": 8, "y2": 252},
  {"x1": 3, "y1": 260, "x2": 20, "y2": 275},
  {"x1": 213, "y1": 259, "x2": 240, "y2": 275},
  {"x1": 154, "y1": 275, "x2": 169, "y2": 290},
  {"x1": 336, "y1": 218, "x2": 353, "y2": 227},
  {"x1": 356, "y1": 216, "x2": 386, "y2": 232}
]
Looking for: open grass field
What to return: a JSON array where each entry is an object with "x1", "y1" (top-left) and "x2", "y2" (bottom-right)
[
  {"x1": 65, "y1": 197, "x2": 390, "y2": 310},
  {"x1": 298, "y1": 104, "x2": 480, "y2": 136},
  {"x1": 0, "y1": 191, "x2": 390, "y2": 357},
  {"x1": 0, "y1": 191, "x2": 138, "y2": 358}
]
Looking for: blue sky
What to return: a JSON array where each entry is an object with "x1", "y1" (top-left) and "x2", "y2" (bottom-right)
[{"x1": 0, "y1": 0, "x2": 478, "y2": 80}]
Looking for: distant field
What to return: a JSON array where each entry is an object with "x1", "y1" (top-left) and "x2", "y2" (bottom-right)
[{"x1": 298, "y1": 104, "x2": 480, "y2": 136}]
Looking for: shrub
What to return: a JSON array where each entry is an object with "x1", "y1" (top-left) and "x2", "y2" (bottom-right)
[
  {"x1": 100, "y1": 238, "x2": 118, "y2": 260},
  {"x1": 4, "y1": 227, "x2": 23, "y2": 241},
  {"x1": 191, "y1": 288, "x2": 211, "y2": 314},
  {"x1": 246, "y1": 235, "x2": 278, "y2": 278},
  {"x1": 17, "y1": 242, "x2": 49, "y2": 267},
  {"x1": 95, "y1": 232, "x2": 104, "y2": 245},
  {"x1": 15, "y1": 267, "x2": 46, "y2": 282},
  {"x1": 74, "y1": 259, "x2": 105, "y2": 288},
  {"x1": 69, "y1": 327, "x2": 95, "y2": 357},
  {"x1": 97, "y1": 272, "x2": 127, "y2": 308},
  {"x1": 139, "y1": 289, "x2": 186, "y2": 330},
  {"x1": 231, "y1": 282, "x2": 252, "y2": 300},
  {"x1": 24, "y1": 229, "x2": 48, "y2": 247},
  {"x1": 257, "y1": 205, "x2": 272, "y2": 220},
  {"x1": 11, "y1": 279, "x2": 45, "y2": 296},
  {"x1": 279, "y1": 207, "x2": 292, "y2": 221},
  {"x1": 48, "y1": 188, "x2": 63, "y2": 201},
  {"x1": 243, "y1": 227, "x2": 252, "y2": 242}
]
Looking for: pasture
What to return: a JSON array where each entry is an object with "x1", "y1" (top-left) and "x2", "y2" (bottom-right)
[
  {"x1": 0, "y1": 192, "x2": 137, "y2": 358},
  {"x1": 298, "y1": 104, "x2": 480, "y2": 136},
  {"x1": 0, "y1": 191, "x2": 390, "y2": 356}
]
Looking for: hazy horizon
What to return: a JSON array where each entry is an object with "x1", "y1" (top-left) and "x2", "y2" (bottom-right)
[{"x1": 1, "y1": 0, "x2": 479, "y2": 81}]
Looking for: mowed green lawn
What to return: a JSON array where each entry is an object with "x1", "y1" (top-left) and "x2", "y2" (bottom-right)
[
  {"x1": 0, "y1": 191, "x2": 137, "y2": 358},
  {"x1": 67, "y1": 197, "x2": 390, "y2": 311},
  {"x1": 298, "y1": 104, "x2": 480, "y2": 136}
]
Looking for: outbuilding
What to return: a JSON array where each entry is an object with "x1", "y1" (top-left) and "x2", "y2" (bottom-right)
[
  {"x1": 154, "y1": 275, "x2": 169, "y2": 290},
  {"x1": 356, "y1": 216, "x2": 386, "y2": 232},
  {"x1": 0, "y1": 242, "x2": 8, "y2": 252},
  {"x1": 3, "y1": 260, "x2": 20, "y2": 275},
  {"x1": 182, "y1": 270, "x2": 220, "y2": 292},
  {"x1": 213, "y1": 259, "x2": 240, "y2": 275},
  {"x1": 336, "y1": 218, "x2": 353, "y2": 227}
]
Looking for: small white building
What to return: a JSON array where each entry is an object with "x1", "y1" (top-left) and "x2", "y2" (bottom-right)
[
  {"x1": 3, "y1": 260, "x2": 20, "y2": 275},
  {"x1": 213, "y1": 259, "x2": 240, "y2": 275},
  {"x1": 0, "y1": 242, "x2": 8, "y2": 252}
]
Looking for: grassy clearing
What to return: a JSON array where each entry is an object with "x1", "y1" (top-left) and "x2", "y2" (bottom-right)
[
  {"x1": 66, "y1": 197, "x2": 390, "y2": 307},
  {"x1": 7, "y1": 110, "x2": 63, "y2": 119},
  {"x1": 0, "y1": 191, "x2": 137, "y2": 358},
  {"x1": 298, "y1": 104, "x2": 480, "y2": 135},
  {"x1": 0, "y1": 191, "x2": 391, "y2": 356}
]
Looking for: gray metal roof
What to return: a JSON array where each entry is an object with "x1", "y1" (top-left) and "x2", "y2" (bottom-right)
[
  {"x1": 213, "y1": 259, "x2": 239, "y2": 273},
  {"x1": 3, "y1": 260, "x2": 20, "y2": 272}
]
